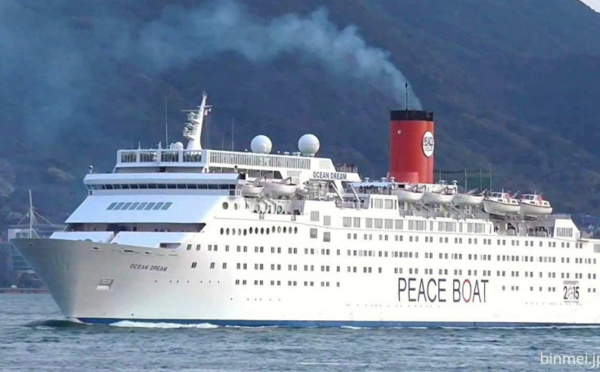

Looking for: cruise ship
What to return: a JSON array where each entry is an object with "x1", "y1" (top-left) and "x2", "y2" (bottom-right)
[{"x1": 13, "y1": 93, "x2": 600, "y2": 327}]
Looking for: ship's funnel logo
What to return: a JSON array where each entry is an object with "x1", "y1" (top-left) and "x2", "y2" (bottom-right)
[{"x1": 422, "y1": 131, "x2": 434, "y2": 158}]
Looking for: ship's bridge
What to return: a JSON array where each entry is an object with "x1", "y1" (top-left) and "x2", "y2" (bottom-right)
[{"x1": 114, "y1": 148, "x2": 359, "y2": 186}]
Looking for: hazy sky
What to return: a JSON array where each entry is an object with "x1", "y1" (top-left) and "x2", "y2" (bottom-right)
[{"x1": 581, "y1": 0, "x2": 600, "y2": 12}]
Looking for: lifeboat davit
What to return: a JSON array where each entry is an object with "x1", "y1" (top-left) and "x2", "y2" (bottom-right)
[
  {"x1": 453, "y1": 190, "x2": 484, "y2": 206},
  {"x1": 241, "y1": 184, "x2": 263, "y2": 197},
  {"x1": 519, "y1": 194, "x2": 552, "y2": 215},
  {"x1": 483, "y1": 192, "x2": 520, "y2": 215},
  {"x1": 395, "y1": 185, "x2": 424, "y2": 203}
]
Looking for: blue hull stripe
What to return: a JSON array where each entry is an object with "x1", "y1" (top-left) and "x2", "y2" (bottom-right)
[{"x1": 77, "y1": 318, "x2": 600, "y2": 328}]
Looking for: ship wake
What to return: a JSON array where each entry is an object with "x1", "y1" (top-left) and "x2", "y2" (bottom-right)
[{"x1": 109, "y1": 320, "x2": 220, "y2": 329}]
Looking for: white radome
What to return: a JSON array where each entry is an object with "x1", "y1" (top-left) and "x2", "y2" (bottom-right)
[
  {"x1": 298, "y1": 134, "x2": 320, "y2": 156},
  {"x1": 251, "y1": 135, "x2": 272, "y2": 154},
  {"x1": 171, "y1": 142, "x2": 184, "y2": 150}
]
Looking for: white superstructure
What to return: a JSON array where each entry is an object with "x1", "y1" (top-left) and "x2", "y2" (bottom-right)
[{"x1": 13, "y1": 95, "x2": 600, "y2": 327}]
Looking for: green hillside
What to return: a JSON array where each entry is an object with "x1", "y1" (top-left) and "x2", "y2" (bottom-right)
[{"x1": 1, "y1": 0, "x2": 600, "y2": 229}]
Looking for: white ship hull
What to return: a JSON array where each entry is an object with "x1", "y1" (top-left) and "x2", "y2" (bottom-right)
[{"x1": 14, "y1": 219, "x2": 600, "y2": 326}]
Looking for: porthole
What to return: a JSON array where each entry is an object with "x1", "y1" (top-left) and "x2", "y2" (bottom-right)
[
  {"x1": 294, "y1": 227, "x2": 298, "y2": 234},
  {"x1": 220, "y1": 228, "x2": 224, "y2": 235},
  {"x1": 255, "y1": 227, "x2": 259, "y2": 234},
  {"x1": 243, "y1": 229, "x2": 247, "y2": 236},
  {"x1": 222, "y1": 202, "x2": 229, "y2": 210},
  {"x1": 234, "y1": 203, "x2": 238, "y2": 210},
  {"x1": 266, "y1": 229, "x2": 270, "y2": 235},
  {"x1": 277, "y1": 226, "x2": 282, "y2": 233},
  {"x1": 283, "y1": 227, "x2": 287, "y2": 233},
  {"x1": 249, "y1": 228, "x2": 253, "y2": 235},
  {"x1": 260, "y1": 228, "x2": 265, "y2": 234},
  {"x1": 232, "y1": 229, "x2": 236, "y2": 236},
  {"x1": 272, "y1": 226, "x2": 276, "y2": 233},
  {"x1": 226, "y1": 228, "x2": 230, "y2": 235},
  {"x1": 238, "y1": 228, "x2": 241, "y2": 235}
]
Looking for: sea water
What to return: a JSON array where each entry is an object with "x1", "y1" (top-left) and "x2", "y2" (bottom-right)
[{"x1": 1, "y1": 294, "x2": 599, "y2": 371}]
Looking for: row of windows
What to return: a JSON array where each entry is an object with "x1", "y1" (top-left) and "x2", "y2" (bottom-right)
[
  {"x1": 189, "y1": 241, "x2": 599, "y2": 271},
  {"x1": 92, "y1": 183, "x2": 236, "y2": 190},
  {"x1": 234, "y1": 279, "x2": 340, "y2": 287},
  {"x1": 209, "y1": 150, "x2": 311, "y2": 170},
  {"x1": 107, "y1": 201, "x2": 172, "y2": 211},
  {"x1": 338, "y1": 216, "x2": 490, "y2": 234},
  {"x1": 194, "y1": 258, "x2": 599, "y2": 281},
  {"x1": 220, "y1": 226, "x2": 299, "y2": 236},
  {"x1": 556, "y1": 227, "x2": 574, "y2": 237},
  {"x1": 343, "y1": 231, "x2": 581, "y2": 250}
]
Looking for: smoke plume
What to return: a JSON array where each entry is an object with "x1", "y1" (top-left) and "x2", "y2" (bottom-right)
[
  {"x1": 135, "y1": 1, "x2": 421, "y2": 108},
  {"x1": 0, "y1": 0, "x2": 420, "y2": 143}
]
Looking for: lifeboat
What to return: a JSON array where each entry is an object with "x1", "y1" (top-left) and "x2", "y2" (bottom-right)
[
  {"x1": 395, "y1": 185, "x2": 424, "y2": 203},
  {"x1": 241, "y1": 184, "x2": 263, "y2": 197},
  {"x1": 483, "y1": 191, "x2": 520, "y2": 215},
  {"x1": 422, "y1": 185, "x2": 456, "y2": 205},
  {"x1": 453, "y1": 189, "x2": 484, "y2": 206},
  {"x1": 265, "y1": 182, "x2": 297, "y2": 198},
  {"x1": 519, "y1": 194, "x2": 552, "y2": 215},
  {"x1": 264, "y1": 177, "x2": 297, "y2": 198}
]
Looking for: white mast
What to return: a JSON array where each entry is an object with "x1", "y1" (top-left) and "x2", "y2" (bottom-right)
[
  {"x1": 183, "y1": 92, "x2": 211, "y2": 150},
  {"x1": 29, "y1": 190, "x2": 33, "y2": 238}
]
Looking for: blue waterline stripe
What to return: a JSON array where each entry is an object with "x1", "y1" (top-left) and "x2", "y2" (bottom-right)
[{"x1": 77, "y1": 318, "x2": 600, "y2": 328}]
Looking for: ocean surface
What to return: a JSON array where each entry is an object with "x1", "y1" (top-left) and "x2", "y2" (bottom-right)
[{"x1": 1, "y1": 294, "x2": 600, "y2": 371}]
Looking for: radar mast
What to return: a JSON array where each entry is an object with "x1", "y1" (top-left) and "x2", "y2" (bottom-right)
[{"x1": 183, "y1": 92, "x2": 211, "y2": 150}]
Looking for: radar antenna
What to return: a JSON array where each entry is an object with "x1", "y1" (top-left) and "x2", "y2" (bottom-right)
[{"x1": 182, "y1": 91, "x2": 211, "y2": 150}]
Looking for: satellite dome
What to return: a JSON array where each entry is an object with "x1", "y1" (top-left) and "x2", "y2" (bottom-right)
[
  {"x1": 171, "y1": 142, "x2": 184, "y2": 150},
  {"x1": 298, "y1": 134, "x2": 320, "y2": 156},
  {"x1": 251, "y1": 135, "x2": 272, "y2": 154}
]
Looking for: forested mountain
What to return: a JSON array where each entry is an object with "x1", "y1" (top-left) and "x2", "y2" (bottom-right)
[{"x1": 1, "y1": 0, "x2": 600, "y2": 230}]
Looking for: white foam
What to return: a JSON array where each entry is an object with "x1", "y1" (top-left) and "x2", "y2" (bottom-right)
[
  {"x1": 109, "y1": 320, "x2": 219, "y2": 329},
  {"x1": 340, "y1": 325, "x2": 366, "y2": 330}
]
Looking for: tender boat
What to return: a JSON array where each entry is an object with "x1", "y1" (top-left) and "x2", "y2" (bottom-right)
[
  {"x1": 395, "y1": 184, "x2": 424, "y2": 203},
  {"x1": 453, "y1": 189, "x2": 485, "y2": 206},
  {"x1": 422, "y1": 183, "x2": 456, "y2": 204},
  {"x1": 483, "y1": 191, "x2": 520, "y2": 215},
  {"x1": 241, "y1": 183, "x2": 263, "y2": 197},
  {"x1": 264, "y1": 180, "x2": 297, "y2": 198},
  {"x1": 519, "y1": 193, "x2": 552, "y2": 215}
]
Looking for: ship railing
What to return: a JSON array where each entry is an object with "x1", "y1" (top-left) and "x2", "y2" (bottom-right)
[
  {"x1": 117, "y1": 149, "x2": 204, "y2": 165},
  {"x1": 351, "y1": 187, "x2": 395, "y2": 196}
]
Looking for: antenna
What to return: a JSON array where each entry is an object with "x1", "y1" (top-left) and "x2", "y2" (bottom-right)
[
  {"x1": 164, "y1": 96, "x2": 168, "y2": 146},
  {"x1": 182, "y1": 91, "x2": 211, "y2": 150},
  {"x1": 231, "y1": 118, "x2": 235, "y2": 151},
  {"x1": 29, "y1": 190, "x2": 34, "y2": 238},
  {"x1": 405, "y1": 82, "x2": 409, "y2": 111}
]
